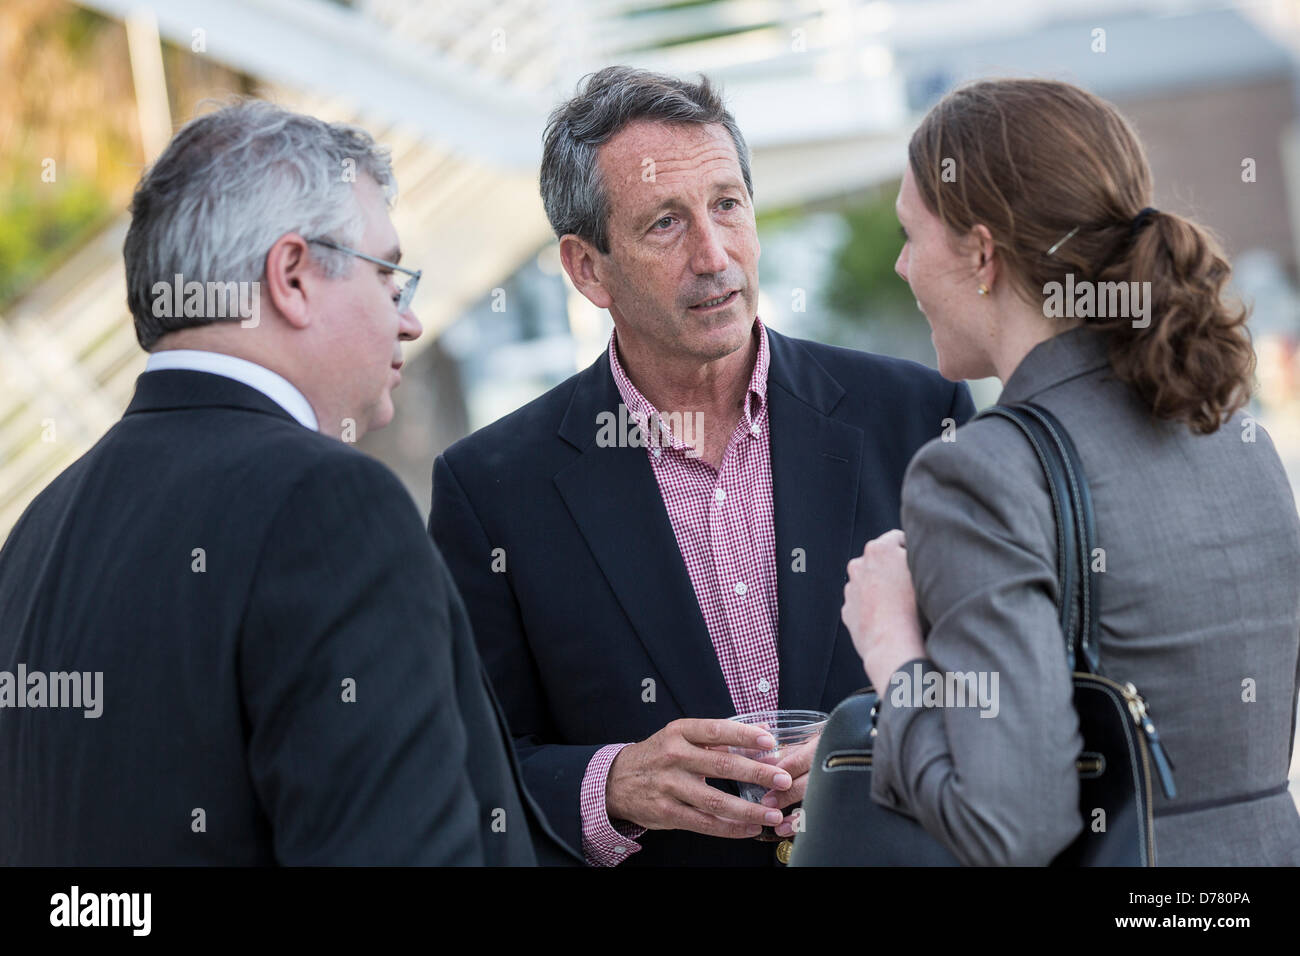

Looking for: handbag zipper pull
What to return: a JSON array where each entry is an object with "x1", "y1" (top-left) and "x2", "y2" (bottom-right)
[{"x1": 1124, "y1": 682, "x2": 1177, "y2": 799}]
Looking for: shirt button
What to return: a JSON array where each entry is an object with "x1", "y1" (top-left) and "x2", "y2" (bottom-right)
[
  {"x1": 714, "y1": 487, "x2": 726, "y2": 502},
  {"x1": 652, "y1": 447, "x2": 662, "y2": 458},
  {"x1": 613, "y1": 846, "x2": 626, "y2": 854},
  {"x1": 758, "y1": 678, "x2": 771, "y2": 694},
  {"x1": 750, "y1": 423, "x2": 760, "y2": 436},
  {"x1": 734, "y1": 581, "x2": 747, "y2": 596}
]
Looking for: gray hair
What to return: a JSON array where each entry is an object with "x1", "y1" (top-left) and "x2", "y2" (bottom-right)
[
  {"x1": 124, "y1": 99, "x2": 395, "y2": 350},
  {"x1": 539, "y1": 66, "x2": 753, "y2": 254}
]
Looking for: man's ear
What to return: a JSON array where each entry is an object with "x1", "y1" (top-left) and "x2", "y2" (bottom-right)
[
  {"x1": 558, "y1": 234, "x2": 613, "y2": 310},
  {"x1": 970, "y1": 223, "x2": 999, "y2": 289},
  {"x1": 263, "y1": 233, "x2": 314, "y2": 330}
]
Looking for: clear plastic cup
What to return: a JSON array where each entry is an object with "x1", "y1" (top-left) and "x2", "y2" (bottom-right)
[{"x1": 728, "y1": 708, "x2": 828, "y2": 840}]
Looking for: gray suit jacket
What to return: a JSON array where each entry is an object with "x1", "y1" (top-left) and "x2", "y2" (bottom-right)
[{"x1": 870, "y1": 326, "x2": 1300, "y2": 866}]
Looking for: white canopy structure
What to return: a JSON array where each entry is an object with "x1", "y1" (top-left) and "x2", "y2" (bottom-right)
[{"x1": 1, "y1": 0, "x2": 1292, "y2": 534}]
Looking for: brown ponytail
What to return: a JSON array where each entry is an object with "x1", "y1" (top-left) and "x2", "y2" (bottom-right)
[
  {"x1": 908, "y1": 78, "x2": 1255, "y2": 434},
  {"x1": 1099, "y1": 211, "x2": 1254, "y2": 434}
]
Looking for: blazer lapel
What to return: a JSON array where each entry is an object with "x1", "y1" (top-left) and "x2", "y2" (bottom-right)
[
  {"x1": 765, "y1": 331, "x2": 863, "y2": 710},
  {"x1": 553, "y1": 353, "x2": 732, "y2": 719}
]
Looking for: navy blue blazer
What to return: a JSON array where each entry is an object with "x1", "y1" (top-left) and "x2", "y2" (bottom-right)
[{"x1": 429, "y1": 327, "x2": 975, "y2": 866}]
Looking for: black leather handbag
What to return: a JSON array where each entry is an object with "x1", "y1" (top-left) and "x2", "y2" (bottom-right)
[{"x1": 790, "y1": 402, "x2": 1177, "y2": 866}]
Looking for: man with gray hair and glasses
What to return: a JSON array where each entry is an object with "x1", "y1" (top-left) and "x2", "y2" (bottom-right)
[
  {"x1": 431, "y1": 66, "x2": 975, "y2": 866},
  {"x1": 0, "y1": 100, "x2": 577, "y2": 866}
]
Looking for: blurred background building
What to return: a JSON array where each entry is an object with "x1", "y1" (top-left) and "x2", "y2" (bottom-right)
[{"x1": 2, "y1": 0, "x2": 1299, "y2": 799}]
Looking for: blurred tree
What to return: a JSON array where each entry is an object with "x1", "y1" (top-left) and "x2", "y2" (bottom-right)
[
  {"x1": 0, "y1": 0, "x2": 255, "y2": 311},
  {"x1": 825, "y1": 181, "x2": 914, "y2": 318},
  {"x1": 0, "y1": 179, "x2": 109, "y2": 305},
  {"x1": 819, "y1": 181, "x2": 938, "y2": 365},
  {"x1": 0, "y1": 2, "x2": 139, "y2": 309}
]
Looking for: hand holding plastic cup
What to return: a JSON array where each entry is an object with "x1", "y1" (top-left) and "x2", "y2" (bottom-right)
[{"x1": 728, "y1": 708, "x2": 828, "y2": 840}]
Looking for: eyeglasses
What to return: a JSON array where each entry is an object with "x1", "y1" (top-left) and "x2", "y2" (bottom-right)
[{"x1": 307, "y1": 237, "x2": 422, "y2": 312}]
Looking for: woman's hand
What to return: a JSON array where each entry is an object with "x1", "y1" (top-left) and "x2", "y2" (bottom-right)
[{"x1": 841, "y1": 529, "x2": 926, "y2": 690}]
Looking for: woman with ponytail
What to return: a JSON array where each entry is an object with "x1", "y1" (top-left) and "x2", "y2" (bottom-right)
[{"x1": 839, "y1": 78, "x2": 1300, "y2": 865}]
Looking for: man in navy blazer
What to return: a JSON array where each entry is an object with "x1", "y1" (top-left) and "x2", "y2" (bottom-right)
[{"x1": 430, "y1": 67, "x2": 974, "y2": 867}]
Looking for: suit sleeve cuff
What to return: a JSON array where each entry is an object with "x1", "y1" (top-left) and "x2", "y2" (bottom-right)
[{"x1": 580, "y1": 743, "x2": 646, "y2": 866}]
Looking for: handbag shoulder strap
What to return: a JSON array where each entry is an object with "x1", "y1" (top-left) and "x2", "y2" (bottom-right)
[
  {"x1": 971, "y1": 404, "x2": 1178, "y2": 798},
  {"x1": 974, "y1": 403, "x2": 1101, "y2": 674}
]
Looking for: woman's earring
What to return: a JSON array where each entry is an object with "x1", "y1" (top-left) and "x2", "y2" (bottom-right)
[{"x1": 977, "y1": 283, "x2": 989, "y2": 296}]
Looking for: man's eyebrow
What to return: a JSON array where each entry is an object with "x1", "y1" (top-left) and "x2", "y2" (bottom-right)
[
  {"x1": 634, "y1": 181, "x2": 748, "y2": 224},
  {"x1": 381, "y1": 247, "x2": 401, "y2": 265}
]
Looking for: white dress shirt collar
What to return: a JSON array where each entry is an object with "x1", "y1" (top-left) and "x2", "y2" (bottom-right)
[{"x1": 144, "y1": 349, "x2": 319, "y2": 431}]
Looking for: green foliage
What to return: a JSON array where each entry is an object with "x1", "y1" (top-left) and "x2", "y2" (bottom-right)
[
  {"x1": 0, "y1": 3, "x2": 130, "y2": 311},
  {"x1": 825, "y1": 181, "x2": 915, "y2": 319},
  {"x1": 0, "y1": 176, "x2": 110, "y2": 307}
]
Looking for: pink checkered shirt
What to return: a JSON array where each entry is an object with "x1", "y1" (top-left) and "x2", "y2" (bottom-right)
[{"x1": 578, "y1": 317, "x2": 781, "y2": 866}]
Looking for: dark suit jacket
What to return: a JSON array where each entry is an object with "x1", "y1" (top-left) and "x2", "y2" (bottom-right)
[
  {"x1": 430, "y1": 326, "x2": 975, "y2": 866},
  {"x1": 0, "y1": 369, "x2": 578, "y2": 866}
]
